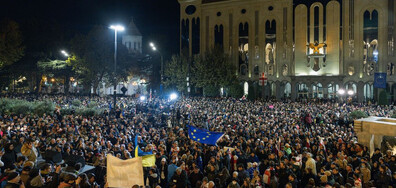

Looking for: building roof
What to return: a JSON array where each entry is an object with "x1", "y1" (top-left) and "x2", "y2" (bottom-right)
[{"x1": 126, "y1": 18, "x2": 141, "y2": 36}]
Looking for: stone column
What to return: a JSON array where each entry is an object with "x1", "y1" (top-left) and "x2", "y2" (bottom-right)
[
  {"x1": 291, "y1": 81, "x2": 297, "y2": 101},
  {"x1": 357, "y1": 82, "x2": 365, "y2": 103},
  {"x1": 276, "y1": 82, "x2": 283, "y2": 100}
]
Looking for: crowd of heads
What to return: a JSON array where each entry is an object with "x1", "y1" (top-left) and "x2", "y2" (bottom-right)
[{"x1": 0, "y1": 94, "x2": 396, "y2": 188}]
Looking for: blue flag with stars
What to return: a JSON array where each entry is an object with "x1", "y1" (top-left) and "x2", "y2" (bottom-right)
[{"x1": 187, "y1": 125, "x2": 224, "y2": 145}]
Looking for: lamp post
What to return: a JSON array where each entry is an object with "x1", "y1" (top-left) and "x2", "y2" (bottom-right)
[
  {"x1": 150, "y1": 42, "x2": 164, "y2": 95},
  {"x1": 109, "y1": 25, "x2": 124, "y2": 110},
  {"x1": 61, "y1": 50, "x2": 69, "y2": 57}
]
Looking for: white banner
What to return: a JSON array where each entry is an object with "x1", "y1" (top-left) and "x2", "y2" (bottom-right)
[{"x1": 107, "y1": 154, "x2": 144, "y2": 187}]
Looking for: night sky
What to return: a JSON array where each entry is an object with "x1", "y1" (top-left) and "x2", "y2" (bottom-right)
[{"x1": 0, "y1": 0, "x2": 180, "y2": 58}]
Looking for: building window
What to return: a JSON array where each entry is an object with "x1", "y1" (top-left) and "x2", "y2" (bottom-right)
[
  {"x1": 134, "y1": 42, "x2": 137, "y2": 50},
  {"x1": 388, "y1": 62, "x2": 395, "y2": 75},
  {"x1": 254, "y1": 65, "x2": 259, "y2": 75}
]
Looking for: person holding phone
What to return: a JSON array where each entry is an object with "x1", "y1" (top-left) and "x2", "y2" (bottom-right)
[{"x1": 21, "y1": 139, "x2": 38, "y2": 165}]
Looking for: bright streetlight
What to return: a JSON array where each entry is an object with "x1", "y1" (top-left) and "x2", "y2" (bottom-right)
[
  {"x1": 347, "y1": 90, "x2": 354, "y2": 96},
  {"x1": 150, "y1": 42, "x2": 164, "y2": 94},
  {"x1": 109, "y1": 24, "x2": 125, "y2": 110},
  {"x1": 337, "y1": 89, "x2": 345, "y2": 95},
  {"x1": 109, "y1": 25, "x2": 125, "y2": 31},
  {"x1": 140, "y1": 95, "x2": 146, "y2": 101},
  {"x1": 170, "y1": 93, "x2": 178, "y2": 100},
  {"x1": 61, "y1": 50, "x2": 69, "y2": 57}
]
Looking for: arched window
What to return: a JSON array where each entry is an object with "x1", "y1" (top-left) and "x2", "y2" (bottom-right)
[
  {"x1": 214, "y1": 24, "x2": 224, "y2": 48},
  {"x1": 239, "y1": 22, "x2": 249, "y2": 75},
  {"x1": 192, "y1": 18, "x2": 200, "y2": 54}
]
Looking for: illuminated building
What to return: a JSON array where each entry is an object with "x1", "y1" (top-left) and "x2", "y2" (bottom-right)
[{"x1": 178, "y1": 0, "x2": 396, "y2": 102}]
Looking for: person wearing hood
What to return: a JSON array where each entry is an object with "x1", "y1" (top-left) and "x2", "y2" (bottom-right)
[
  {"x1": 2, "y1": 143, "x2": 17, "y2": 169},
  {"x1": 148, "y1": 168, "x2": 159, "y2": 188},
  {"x1": 158, "y1": 158, "x2": 168, "y2": 188}
]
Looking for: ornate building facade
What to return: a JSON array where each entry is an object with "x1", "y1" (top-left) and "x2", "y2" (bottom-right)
[{"x1": 178, "y1": 0, "x2": 396, "y2": 102}]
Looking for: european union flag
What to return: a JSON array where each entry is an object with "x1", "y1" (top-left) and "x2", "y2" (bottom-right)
[
  {"x1": 187, "y1": 125, "x2": 224, "y2": 145},
  {"x1": 374, "y1": 72, "x2": 387, "y2": 88}
]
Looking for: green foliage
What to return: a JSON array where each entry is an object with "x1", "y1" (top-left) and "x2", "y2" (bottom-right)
[
  {"x1": 349, "y1": 110, "x2": 368, "y2": 119},
  {"x1": 10, "y1": 102, "x2": 33, "y2": 115},
  {"x1": 0, "y1": 19, "x2": 24, "y2": 69},
  {"x1": 203, "y1": 85, "x2": 220, "y2": 97},
  {"x1": 0, "y1": 98, "x2": 53, "y2": 115},
  {"x1": 193, "y1": 46, "x2": 237, "y2": 89},
  {"x1": 163, "y1": 55, "x2": 189, "y2": 92},
  {"x1": 33, "y1": 100, "x2": 55, "y2": 116},
  {"x1": 69, "y1": 26, "x2": 134, "y2": 94},
  {"x1": 60, "y1": 108, "x2": 74, "y2": 116},
  {"x1": 378, "y1": 90, "x2": 389, "y2": 105},
  {"x1": 247, "y1": 84, "x2": 256, "y2": 100},
  {"x1": 391, "y1": 113, "x2": 396, "y2": 119},
  {"x1": 75, "y1": 107, "x2": 103, "y2": 117},
  {"x1": 75, "y1": 108, "x2": 95, "y2": 117},
  {"x1": 87, "y1": 101, "x2": 98, "y2": 108},
  {"x1": 228, "y1": 83, "x2": 244, "y2": 98},
  {"x1": 72, "y1": 99, "x2": 82, "y2": 107}
]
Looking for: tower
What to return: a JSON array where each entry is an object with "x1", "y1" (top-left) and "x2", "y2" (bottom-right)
[{"x1": 122, "y1": 18, "x2": 142, "y2": 54}]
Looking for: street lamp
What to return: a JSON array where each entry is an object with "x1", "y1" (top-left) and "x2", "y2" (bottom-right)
[
  {"x1": 150, "y1": 42, "x2": 164, "y2": 94},
  {"x1": 61, "y1": 50, "x2": 69, "y2": 57},
  {"x1": 337, "y1": 89, "x2": 345, "y2": 95},
  {"x1": 109, "y1": 24, "x2": 125, "y2": 110}
]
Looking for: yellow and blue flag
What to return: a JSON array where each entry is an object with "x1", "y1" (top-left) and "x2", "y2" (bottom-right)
[
  {"x1": 187, "y1": 125, "x2": 224, "y2": 145},
  {"x1": 134, "y1": 135, "x2": 155, "y2": 167}
]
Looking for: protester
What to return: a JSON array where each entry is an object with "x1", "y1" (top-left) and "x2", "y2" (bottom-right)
[{"x1": 0, "y1": 94, "x2": 395, "y2": 188}]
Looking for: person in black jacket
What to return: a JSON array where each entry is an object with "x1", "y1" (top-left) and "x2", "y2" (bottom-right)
[
  {"x1": 170, "y1": 168, "x2": 187, "y2": 188},
  {"x1": 375, "y1": 165, "x2": 391, "y2": 188},
  {"x1": 158, "y1": 158, "x2": 168, "y2": 188},
  {"x1": 332, "y1": 167, "x2": 344, "y2": 185},
  {"x1": 2, "y1": 143, "x2": 17, "y2": 169},
  {"x1": 189, "y1": 166, "x2": 203, "y2": 188}
]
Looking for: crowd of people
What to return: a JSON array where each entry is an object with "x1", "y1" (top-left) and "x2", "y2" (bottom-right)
[{"x1": 0, "y1": 94, "x2": 396, "y2": 188}]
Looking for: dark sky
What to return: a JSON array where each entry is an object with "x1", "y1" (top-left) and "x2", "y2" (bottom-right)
[{"x1": 0, "y1": 0, "x2": 180, "y2": 57}]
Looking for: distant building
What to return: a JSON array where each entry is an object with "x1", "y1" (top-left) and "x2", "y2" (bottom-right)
[
  {"x1": 178, "y1": 0, "x2": 396, "y2": 102},
  {"x1": 122, "y1": 19, "x2": 143, "y2": 54},
  {"x1": 101, "y1": 19, "x2": 148, "y2": 97}
]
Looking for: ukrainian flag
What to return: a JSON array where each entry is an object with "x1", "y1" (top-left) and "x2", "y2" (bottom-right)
[
  {"x1": 134, "y1": 135, "x2": 156, "y2": 167},
  {"x1": 187, "y1": 125, "x2": 224, "y2": 145}
]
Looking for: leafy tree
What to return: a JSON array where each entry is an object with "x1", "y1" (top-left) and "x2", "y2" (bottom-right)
[
  {"x1": 163, "y1": 54, "x2": 189, "y2": 93},
  {"x1": 378, "y1": 90, "x2": 389, "y2": 105},
  {"x1": 193, "y1": 46, "x2": 237, "y2": 92},
  {"x1": 349, "y1": 110, "x2": 368, "y2": 119},
  {"x1": 228, "y1": 83, "x2": 244, "y2": 98},
  {"x1": 37, "y1": 59, "x2": 74, "y2": 94},
  {"x1": 69, "y1": 26, "x2": 133, "y2": 94},
  {"x1": 247, "y1": 83, "x2": 256, "y2": 100},
  {"x1": 0, "y1": 19, "x2": 24, "y2": 69},
  {"x1": 15, "y1": 18, "x2": 66, "y2": 93}
]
